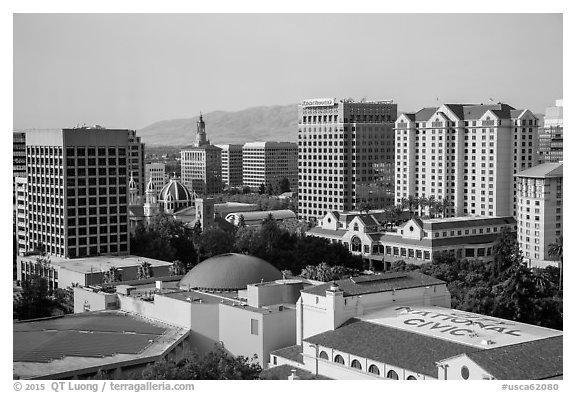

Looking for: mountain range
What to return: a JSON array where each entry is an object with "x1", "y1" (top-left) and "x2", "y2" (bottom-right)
[{"x1": 137, "y1": 104, "x2": 298, "y2": 146}]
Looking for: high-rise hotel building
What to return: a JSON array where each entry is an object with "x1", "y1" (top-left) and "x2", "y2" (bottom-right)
[
  {"x1": 298, "y1": 98, "x2": 397, "y2": 222},
  {"x1": 215, "y1": 144, "x2": 243, "y2": 188},
  {"x1": 242, "y1": 142, "x2": 297, "y2": 191},
  {"x1": 515, "y1": 162, "x2": 562, "y2": 268},
  {"x1": 395, "y1": 103, "x2": 538, "y2": 218},
  {"x1": 181, "y1": 115, "x2": 222, "y2": 194},
  {"x1": 128, "y1": 130, "x2": 146, "y2": 196},
  {"x1": 18, "y1": 127, "x2": 132, "y2": 258},
  {"x1": 538, "y1": 99, "x2": 563, "y2": 164}
]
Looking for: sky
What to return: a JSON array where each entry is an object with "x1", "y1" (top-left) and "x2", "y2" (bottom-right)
[{"x1": 13, "y1": 13, "x2": 562, "y2": 130}]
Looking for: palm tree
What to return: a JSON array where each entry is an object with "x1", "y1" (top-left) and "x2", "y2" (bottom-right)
[
  {"x1": 169, "y1": 260, "x2": 186, "y2": 276},
  {"x1": 400, "y1": 197, "x2": 408, "y2": 212},
  {"x1": 440, "y1": 197, "x2": 453, "y2": 218},
  {"x1": 407, "y1": 195, "x2": 417, "y2": 217},
  {"x1": 417, "y1": 195, "x2": 428, "y2": 217},
  {"x1": 548, "y1": 235, "x2": 563, "y2": 290},
  {"x1": 103, "y1": 267, "x2": 122, "y2": 284},
  {"x1": 137, "y1": 260, "x2": 152, "y2": 280},
  {"x1": 427, "y1": 195, "x2": 436, "y2": 217}
]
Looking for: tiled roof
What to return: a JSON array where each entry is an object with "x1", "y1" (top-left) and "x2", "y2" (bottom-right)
[
  {"x1": 259, "y1": 364, "x2": 331, "y2": 380},
  {"x1": 357, "y1": 214, "x2": 380, "y2": 227},
  {"x1": 307, "y1": 227, "x2": 348, "y2": 237},
  {"x1": 301, "y1": 271, "x2": 445, "y2": 297},
  {"x1": 466, "y1": 336, "x2": 563, "y2": 380},
  {"x1": 515, "y1": 163, "x2": 563, "y2": 178},
  {"x1": 305, "y1": 318, "x2": 477, "y2": 377},
  {"x1": 270, "y1": 344, "x2": 303, "y2": 364}
]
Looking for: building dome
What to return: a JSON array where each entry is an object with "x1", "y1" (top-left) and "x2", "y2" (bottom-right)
[
  {"x1": 179, "y1": 253, "x2": 283, "y2": 291},
  {"x1": 159, "y1": 177, "x2": 192, "y2": 204}
]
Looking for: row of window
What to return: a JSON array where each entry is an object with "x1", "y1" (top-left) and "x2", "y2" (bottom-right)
[{"x1": 317, "y1": 351, "x2": 413, "y2": 379}]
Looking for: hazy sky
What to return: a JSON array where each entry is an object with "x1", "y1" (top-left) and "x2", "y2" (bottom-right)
[{"x1": 13, "y1": 13, "x2": 562, "y2": 129}]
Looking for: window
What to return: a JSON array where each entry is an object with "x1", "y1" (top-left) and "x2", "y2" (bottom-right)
[
  {"x1": 319, "y1": 351, "x2": 329, "y2": 360},
  {"x1": 250, "y1": 319, "x2": 259, "y2": 335},
  {"x1": 387, "y1": 370, "x2": 399, "y2": 380},
  {"x1": 351, "y1": 360, "x2": 362, "y2": 370},
  {"x1": 407, "y1": 376, "x2": 417, "y2": 380},
  {"x1": 368, "y1": 365, "x2": 380, "y2": 375},
  {"x1": 461, "y1": 366, "x2": 470, "y2": 380},
  {"x1": 334, "y1": 355, "x2": 345, "y2": 364}
]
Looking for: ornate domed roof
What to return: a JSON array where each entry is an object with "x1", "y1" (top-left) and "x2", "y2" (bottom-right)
[
  {"x1": 159, "y1": 177, "x2": 192, "y2": 203},
  {"x1": 128, "y1": 173, "x2": 137, "y2": 190},
  {"x1": 179, "y1": 253, "x2": 282, "y2": 291}
]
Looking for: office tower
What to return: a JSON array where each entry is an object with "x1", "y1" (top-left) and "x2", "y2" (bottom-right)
[
  {"x1": 297, "y1": 98, "x2": 397, "y2": 222},
  {"x1": 145, "y1": 162, "x2": 167, "y2": 193},
  {"x1": 538, "y1": 99, "x2": 563, "y2": 163},
  {"x1": 243, "y1": 142, "x2": 298, "y2": 191},
  {"x1": 13, "y1": 132, "x2": 26, "y2": 198},
  {"x1": 515, "y1": 162, "x2": 562, "y2": 268},
  {"x1": 20, "y1": 127, "x2": 131, "y2": 258},
  {"x1": 127, "y1": 130, "x2": 146, "y2": 197},
  {"x1": 215, "y1": 144, "x2": 243, "y2": 188},
  {"x1": 180, "y1": 115, "x2": 222, "y2": 194},
  {"x1": 395, "y1": 103, "x2": 538, "y2": 218}
]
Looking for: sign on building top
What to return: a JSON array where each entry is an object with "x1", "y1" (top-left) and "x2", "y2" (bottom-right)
[{"x1": 301, "y1": 98, "x2": 335, "y2": 107}]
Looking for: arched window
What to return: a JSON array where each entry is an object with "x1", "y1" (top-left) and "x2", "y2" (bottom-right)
[
  {"x1": 319, "y1": 351, "x2": 329, "y2": 360},
  {"x1": 351, "y1": 360, "x2": 362, "y2": 370},
  {"x1": 334, "y1": 355, "x2": 345, "y2": 365},
  {"x1": 368, "y1": 365, "x2": 380, "y2": 375},
  {"x1": 407, "y1": 376, "x2": 417, "y2": 380},
  {"x1": 351, "y1": 236, "x2": 362, "y2": 252},
  {"x1": 387, "y1": 370, "x2": 399, "y2": 380}
]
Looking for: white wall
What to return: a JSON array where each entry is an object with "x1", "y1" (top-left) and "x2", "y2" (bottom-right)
[
  {"x1": 262, "y1": 308, "x2": 297, "y2": 368},
  {"x1": 219, "y1": 304, "x2": 264, "y2": 365},
  {"x1": 118, "y1": 294, "x2": 193, "y2": 328},
  {"x1": 439, "y1": 355, "x2": 492, "y2": 380}
]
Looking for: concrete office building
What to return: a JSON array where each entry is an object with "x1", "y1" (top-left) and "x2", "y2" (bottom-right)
[
  {"x1": 215, "y1": 144, "x2": 243, "y2": 188},
  {"x1": 515, "y1": 162, "x2": 563, "y2": 268},
  {"x1": 144, "y1": 162, "x2": 167, "y2": 194},
  {"x1": 13, "y1": 132, "x2": 26, "y2": 197},
  {"x1": 395, "y1": 103, "x2": 538, "y2": 218},
  {"x1": 19, "y1": 127, "x2": 132, "y2": 258},
  {"x1": 181, "y1": 115, "x2": 222, "y2": 194},
  {"x1": 538, "y1": 99, "x2": 563, "y2": 163},
  {"x1": 128, "y1": 130, "x2": 145, "y2": 197},
  {"x1": 297, "y1": 98, "x2": 397, "y2": 222},
  {"x1": 242, "y1": 142, "x2": 298, "y2": 191}
]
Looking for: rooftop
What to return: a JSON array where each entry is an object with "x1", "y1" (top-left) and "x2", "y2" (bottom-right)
[
  {"x1": 270, "y1": 344, "x2": 303, "y2": 364},
  {"x1": 31, "y1": 255, "x2": 173, "y2": 274},
  {"x1": 515, "y1": 162, "x2": 563, "y2": 178},
  {"x1": 259, "y1": 364, "x2": 331, "y2": 380},
  {"x1": 13, "y1": 310, "x2": 188, "y2": 379},
  {"x1": 301, "y1": 271, "x2": 445, "y2": 297}
]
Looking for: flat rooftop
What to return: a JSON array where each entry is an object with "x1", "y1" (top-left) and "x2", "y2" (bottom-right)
[
  {"x1": 13, "y1": 310, "x2": 188, "y2": 379},
  {"x1": 45, "y1": 255, "x2": 173, "y2": 274}
]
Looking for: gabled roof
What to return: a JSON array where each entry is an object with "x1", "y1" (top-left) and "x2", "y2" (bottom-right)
[
  {"x1": 270, "y1": 344, "x2": 303, "y2": 364},
  {"x1": 415, "y1": 107, "x2": 439, "y2": 121},
  {"x1": 466, "y1": 336, "x2": 563, "y2": 380},
  {"x1": 305, "y1": 318, "x2": 477, "y2": 377},
  {"x1": 515, "y1": 163, "x2": 562, "y2": 178},
  {"x1": 399, "y1": 113, "x2": 416, "y2": 122},
  {"x1": 301, "y1": 271, "x2": 445, "y2": 297},
  {"x1": 462, "y1": 103, "x2": 517, "y2": 120},
  {"x1": 356, "y1": 214, "x2": 380, "y2": 227},
  {"x1": 306, "y1": 227, "x2": 348, "y2": 238}
]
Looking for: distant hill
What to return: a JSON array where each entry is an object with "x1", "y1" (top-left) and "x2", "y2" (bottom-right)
[{"x1": 137, "y1": 104, "x2": 298, "y2": 146}]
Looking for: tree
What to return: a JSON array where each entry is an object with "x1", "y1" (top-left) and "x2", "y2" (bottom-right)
[
  {"x1": 547, "y1": 235, "x2": 563, "y2": 290},
  {"x1": 407, "y1": 195, "x2": 417, "y2": 217},
  {"x1": 299, "y1": 263, "x2": 350, "y2": 282},
  {"x1": 197, "y1": 225, "x2": 236, "y2": 261},
  {"x1": 169, "y1": 260, "x2": 187, "y2": 276},
  {"x1": 427, "y1": 195, "x2": 437, "y2": 217},
  {"x1": 139, "y1": 343, "x2": 262, "y2": 380},
  {"x1": 103, "y1": 267, "x2": 122, "y2": 284},
  {"x1": 137, "y1": 260, "x2": 153, "y2": 280},
  {"x1": 491, "y1": 227, "x2": 524, "y2": 283},
  {"x1": 278, "y1": 177, "x2": 291, "y2": 194},
  {"x1": 258, "y1": 183, "x2": 266, "y2": 195},
  {"x1": 357, "y1": 201, "x2": 372, "y2": 214},
  {"x1": 417, "y1": 195, "x2": 428, "y2": 217},
  {"x1": 237, "y1": 214, "x2": 246, "y2": 228},
  {"x1": 265, "y1": 183, "x2": 274, "y2": 196},
  {"x1": 440, "y1": 197, "x2": 453, "y2": 218},
  {"x1": 242, "y1": 186, "x2": 252, "y2": 194},
  {"x1": 14, "y1": 275, "x2": 55, "y2": 320}
]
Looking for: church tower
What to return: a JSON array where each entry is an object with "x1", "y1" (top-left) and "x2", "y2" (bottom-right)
[
  {"x1": 194, "y1": 113, "x2": 210, "y2": 147},
  {"x1": 143, "y1": 178, "x2": 159, "y2": 219},
  {"x1": 128, "y1": 172, "x2": 139, "y2": 206}
]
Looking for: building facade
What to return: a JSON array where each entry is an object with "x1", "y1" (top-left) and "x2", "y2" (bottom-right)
[
  {"x1": 297, "y1": 98, "x2": 397, "y2": 222},
  {"x1": 215, "y1": 144, "x2": 243, "y2": 188},
  {"x1": 144, "y1": 162, "x2": 167, "y2": 194},
  {"x1": 128, "y1": 130, "x2": 146, "y2": 197},
  {"x1": 307, "y1": 212, "x2": 516, "y2": 270},
  {"x1": 242, "y1": 142, "x2": 298, "y2": 191},
  {"x1": 395, "y1": 103, "x2": 538, "y2": 218},
  {"x1": 19, "y1": 127, "x2": 131, "y2": 258},
  {"x1": 515, "y1": 162, "x2": 563, "y2": 268},
  {"x1": 13, "y1": 132, "x2": 26, "y2": 197},
  {"x1": 538, "y1": 99, "x2": 563, "y2": 163}
]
